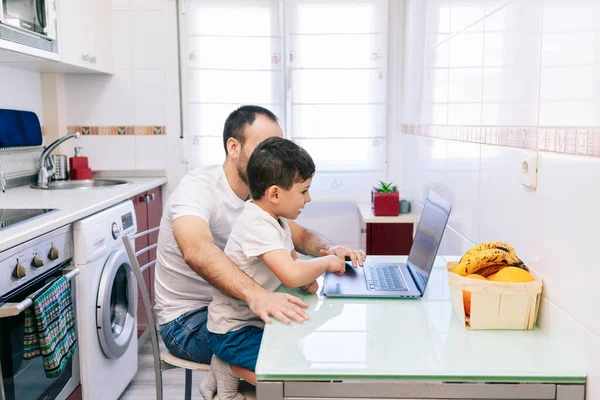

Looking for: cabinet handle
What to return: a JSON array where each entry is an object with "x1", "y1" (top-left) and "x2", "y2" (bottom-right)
[
  {"x1": 360, "y1": 228, "x2": 367, "y2": 234},
  {"x1": 90, "y1": 55, "x2": 97, "y2": 64},
  {"x1": 149, "y1": 193, "x2": 156, "y2": 202},
  {"x1": 81, "y1": 53, "x2": 89, "y2": 61}
]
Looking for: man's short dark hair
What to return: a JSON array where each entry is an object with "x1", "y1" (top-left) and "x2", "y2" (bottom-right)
[
  {"x1": 222, "y1": 105, "x2": 278, "y2": 154},
  {"x1": 247, "y1": 137, "x2": 315, "y2": 200}
]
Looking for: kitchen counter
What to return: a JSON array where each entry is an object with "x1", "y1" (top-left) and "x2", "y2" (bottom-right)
[{"x1": 0, "y1": 176, "x2": 167, "y2": 252}]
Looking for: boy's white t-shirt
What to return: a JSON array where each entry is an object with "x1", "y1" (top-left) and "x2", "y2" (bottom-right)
[
  {"x1": 208, "y1": 201, "x2": 295, "y2": 334},
  {"x1": 154, "y1": 165, "x2": 245, "y2": 325}
]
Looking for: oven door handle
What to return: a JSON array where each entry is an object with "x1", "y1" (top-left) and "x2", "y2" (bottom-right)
[{"x1": 0, "y1": 268, "x2": 80, "y2": 318}]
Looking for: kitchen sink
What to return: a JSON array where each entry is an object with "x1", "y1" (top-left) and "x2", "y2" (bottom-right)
[{"x1": 30, "y1": 179, "x2": 130, "y2": 190}]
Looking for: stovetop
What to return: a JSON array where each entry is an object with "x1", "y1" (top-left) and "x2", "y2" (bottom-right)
[{"x1": 0, "y1": 209, "x2": 58, "y2": 231}]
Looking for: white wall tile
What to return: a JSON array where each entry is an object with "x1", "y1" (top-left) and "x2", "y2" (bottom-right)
[
  {"x1": 416, "y1": 137, "x2": 447, "y2": 203},
  {"x1": 534, "y1": 152, "x2": 600, "y2": 337},
  {"x1": 0, "y1": 66, "x2": 43, "y2": 122},
  {"x1": 538, "y1": 100, "x2": 600, "y2": 127},
  {"x1": 540, "y1": 65, "x2": 599, "y2": 101},
  {"x1": 481, "y1": 102, "x2": 538, "y2": 126},
  {"x1": 541, "y1": 32, "x2": 600, "y2": 67},
  {"x1": 448, "y1": 68, "x2": 482, "y2": 102},
  {"x1": 538, "y1": 297, "x2": 600, "y2": 398},
  {"x1": 130, "y1": 0, "x2": 164, "y2": 10},
  {"x1": 542, "y1": 0, "x2": 600, "y2": 32},
  {"x1": 65, "y1": 69, "x2": 135, "y2": 125},
  {"x1": 112, "y1": 0, "x2": 129, "y2": 11},
  {"x1": 295, "y1": 203, "x2": 361, "y2": 250},
  {"x1": 450, "y1": 3, "x2": 484, "y2": 33},
  {"x1": 479, "y1": 145, "x2": 536, "y2": 264},
  {"x1": 134, "y1": 135, "x2": 167, "y2": 170},
  {"x1": 425, "y1": 0, "x2": 451, "y2": 33},
  {"x1": 441, "y1": 225, "x2": 475, "y2": 257},
  {"x1": 485, "y1": 0, "x2": 542, "y2": 34},
  {"x1": 425, "y1": 36, "x2": 450, "y2": 68},
  {"x1": 76, "y1": 135, "x2": 135, "y2": 170},
  {"x1": 400, "y1": 134, "x2": 420, "y2": 202},
  {"x1": 447, "y1": 103, "x2": 481, "y2": 125},
  {"x1": 132, "y1": 69, "x2": 167, "y2": 125},
  {"x1": 308, "y1": 171, "x2": 382, "y2": 204},
  {"x1": 482, "y1": 66, "x2": 539, "y2": 103},
  {"x1": 448, "y1": 32, "x2": 484, "y2": 67},
  {"x1": 445, "y1": 140, "x2": 480, "y2": 242},
  {"x1": 421, "y1": 103, "x2": 448, "y2": 125},
  {"x1": 111, "y1": 11, "x2": 133, "y2": 69},
  {"x1": 422, "y1": 69, "x2": 448, "y2": 103},
  {"x1": 131, "y1": 10, "x2": 170, "y2": 69}
]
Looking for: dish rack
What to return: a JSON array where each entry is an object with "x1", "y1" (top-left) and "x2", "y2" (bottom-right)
[{"x1": 0, "y1": 146, "x2": 43, "y2": 190}]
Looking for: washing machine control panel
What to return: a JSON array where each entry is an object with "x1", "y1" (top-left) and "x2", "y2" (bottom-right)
[
  {"x1": 121, "y1": 212, "x2": 134, "y2": 232},
  {"x1": 0, "y1": 225, "x2": 73, "y2": 296}
]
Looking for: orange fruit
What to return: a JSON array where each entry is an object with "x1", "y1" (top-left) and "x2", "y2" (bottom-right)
[
  {"x1": 486, "y1": 272, "x2": 497, "y2": 280},
  {"x1": 463, "y1": 274, "x2": 487, "y2": 316},
  {"x1": 488, "y1": 266, "x2": 534, "y2": 282}
]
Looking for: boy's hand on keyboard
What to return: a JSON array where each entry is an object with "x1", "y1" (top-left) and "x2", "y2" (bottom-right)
[{"x1": 324, "y1": 255, "x2": 346, "y2": 275}]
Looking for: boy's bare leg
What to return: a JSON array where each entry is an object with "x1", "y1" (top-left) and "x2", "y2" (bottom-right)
[
  {"x1": 231, "y1": 365, "x2": 257, "y2": 386},
  {"x1": 199, "y1": 368, "x2": 216, "y2": 400},
  {"x1": 209, "y1": 355, "x2": 245, "y2": 400}
]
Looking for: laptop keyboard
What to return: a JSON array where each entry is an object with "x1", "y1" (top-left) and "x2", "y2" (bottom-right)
[{"x1": 364, "y1": 265, "x2": 408, "y2": 292}]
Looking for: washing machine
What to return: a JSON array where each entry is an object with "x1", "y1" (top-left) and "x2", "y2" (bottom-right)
[{"x1": 73, "y1": 200, "x2": 138, "y2": 400}]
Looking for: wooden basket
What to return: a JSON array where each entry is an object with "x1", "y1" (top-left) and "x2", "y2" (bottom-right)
[{"x1": 446, "y1": 262, "x2": 543, "y2": 330}]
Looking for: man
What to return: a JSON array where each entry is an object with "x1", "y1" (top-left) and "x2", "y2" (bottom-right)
[{"x1": 154, "y1": 105, "x2": 366, "y2": 364}]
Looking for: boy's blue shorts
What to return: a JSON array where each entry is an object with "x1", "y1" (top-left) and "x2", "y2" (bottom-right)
[{"x1": 207, "y1": 325, "x2": 264, "y2": 371}]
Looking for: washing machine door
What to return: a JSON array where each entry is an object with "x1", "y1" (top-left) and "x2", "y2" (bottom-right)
[{"x1": 96, "y1": 249, "x2": 137, "y2": 359}]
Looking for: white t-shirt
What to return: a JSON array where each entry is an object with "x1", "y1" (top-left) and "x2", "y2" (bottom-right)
[
  {"x1": 208, "y1": 201, "x2": 294, "y2": 334},
  {"x1": 154, "y1": 165, "x2": 245, "y2": 325}
]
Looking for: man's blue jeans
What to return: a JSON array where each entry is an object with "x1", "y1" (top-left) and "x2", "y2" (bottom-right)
[{"x1": 159, "y1": 307, "x2": 212, "y2": 364}]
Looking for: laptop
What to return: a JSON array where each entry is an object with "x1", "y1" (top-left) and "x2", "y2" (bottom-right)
[{"x1": 323, "y1": 190, "x2": 452, "y2": 298}]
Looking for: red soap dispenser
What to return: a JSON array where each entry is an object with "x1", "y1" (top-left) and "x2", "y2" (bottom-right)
[{"x1": 69, "y1": 146, "x2": 92, "y2": 180}]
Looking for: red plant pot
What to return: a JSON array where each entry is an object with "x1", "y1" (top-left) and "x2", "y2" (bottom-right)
[{"x1": 371, "y1": 189, "x2": 400, "y2": 216}]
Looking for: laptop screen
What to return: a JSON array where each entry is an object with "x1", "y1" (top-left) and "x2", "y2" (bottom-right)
[{"x1": 406, "y1": 190, "x2": 452, "y2": 294}]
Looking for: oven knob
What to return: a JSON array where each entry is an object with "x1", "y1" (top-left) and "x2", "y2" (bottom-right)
[
  {"x1": 31, "y1": 256, "x2": 44, "y2": 268},
  {"x1": 48, "y1": 247, "x2": 59, "y2": 260},
  {"x1": 13, "y1": 263, "x2": 26, "y2": 279}
]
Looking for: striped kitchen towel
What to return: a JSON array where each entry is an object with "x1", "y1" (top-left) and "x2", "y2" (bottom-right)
[{"x1": 23, "y1": 276, "x2": 77, "y2": 378}]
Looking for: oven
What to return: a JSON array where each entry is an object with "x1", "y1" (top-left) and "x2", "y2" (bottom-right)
[{"x1": 0, "y1": 225, "x2": 79, "y2": 400}]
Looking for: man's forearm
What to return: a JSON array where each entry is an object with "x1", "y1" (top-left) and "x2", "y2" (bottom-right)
[
  {"x1": 185, "y1": 239, "x2": 265, "y2": 303},
  {"x1": 294, "y1": 227, "x2": 335, "y2": 257}
]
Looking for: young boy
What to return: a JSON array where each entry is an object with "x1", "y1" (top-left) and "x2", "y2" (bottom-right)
[{"x1": 199, "y1": 137, "x2": 347, "y2": 400}]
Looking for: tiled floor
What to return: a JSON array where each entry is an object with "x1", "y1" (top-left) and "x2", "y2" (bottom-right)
[{"x1": 120, "y1": 339, "x2": 256, "y2": 400}]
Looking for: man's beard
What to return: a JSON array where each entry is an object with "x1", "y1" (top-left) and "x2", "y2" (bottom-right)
[{"x1": 236, "y1": 151, "x2": 248, "y2": 185}]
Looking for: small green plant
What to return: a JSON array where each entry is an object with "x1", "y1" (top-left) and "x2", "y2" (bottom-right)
[{"x1": 373, "y1": 181, "x2": 397, "y2": 193}]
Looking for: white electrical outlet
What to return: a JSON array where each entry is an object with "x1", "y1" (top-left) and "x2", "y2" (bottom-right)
[{"x1": 520, "y1": 151, "x2": 538, "y2": 190}]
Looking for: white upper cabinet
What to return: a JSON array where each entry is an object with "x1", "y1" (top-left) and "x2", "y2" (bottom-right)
[
  {"x1": 58, "y1": 0, "x2": 113, "y2": 73},
  {"x1": 0, "y1": 0, "x2": 113, "y2": 73}
]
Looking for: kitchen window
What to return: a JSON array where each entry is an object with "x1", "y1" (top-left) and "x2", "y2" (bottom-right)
[{"x1": 179, "y1": 0, "x2": 389, "y2": 200}]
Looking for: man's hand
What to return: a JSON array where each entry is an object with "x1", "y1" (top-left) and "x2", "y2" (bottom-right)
[
  {"x1": 247, "y1": 290, "x2": 310, "y2": 325},
  {"x1": 300, "y1": 280, "x2": 319, "y2": 294},
  {"x1": 319, "y1": 245, "x2": 367, "y2": 268}
]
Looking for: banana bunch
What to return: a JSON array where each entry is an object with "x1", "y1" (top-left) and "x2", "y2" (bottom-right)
[{"x1": 453, "y1": 241, "x2": 528, "y2": 277}]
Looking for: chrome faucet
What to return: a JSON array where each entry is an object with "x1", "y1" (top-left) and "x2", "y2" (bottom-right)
[{"x1": 38, "y1": 132, "x2": 81, "y2": 188}]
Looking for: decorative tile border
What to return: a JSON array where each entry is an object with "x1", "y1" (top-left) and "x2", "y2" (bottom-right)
[
  {"x1": 66, "y1": 126, "x2": 166, "y2": 136},
  {"x1": 401, "y1": 124, "x2": 600, "y2": 157}
]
